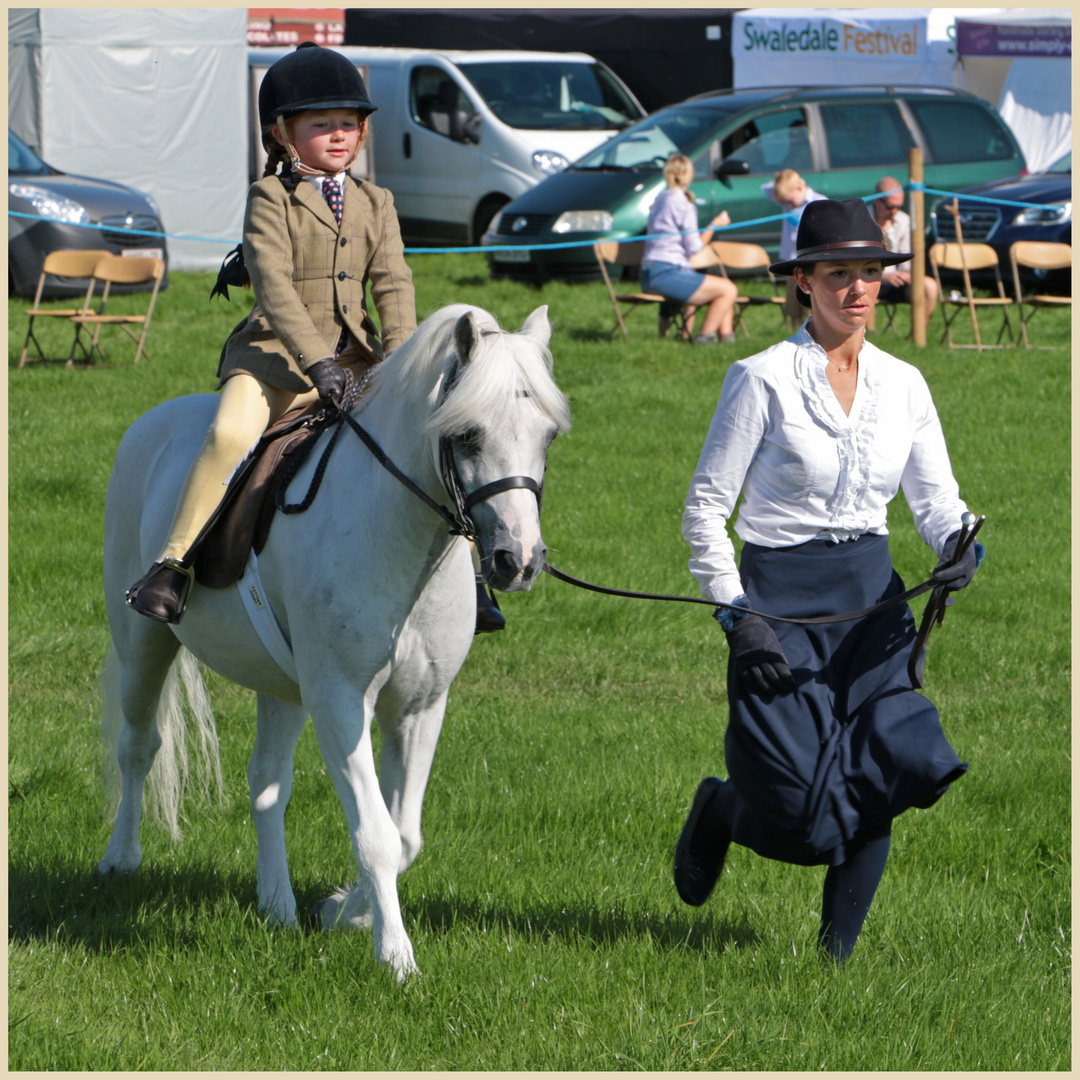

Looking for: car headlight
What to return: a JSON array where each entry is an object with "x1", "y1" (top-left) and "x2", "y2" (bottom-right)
[
  {"x1": 532, "y1": 150, "x2": 570, "y2": 176},
  {"x1": 9, "y1": 183, "x2": 90, "y2": 225},
  {"x1": 1012, "y1": 200, "x2": 1071, "y2": 226},
  {"x1": 551, "y1": 210, "x2": 614, "y2": 234}
]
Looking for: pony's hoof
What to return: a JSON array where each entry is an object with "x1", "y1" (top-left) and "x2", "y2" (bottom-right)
[
  {"x1": 95, "y1": 858, "x2": 140, "y2": 877},
  {"x1": 310, "y1": 891, "x2": 374, "y2": 931}
]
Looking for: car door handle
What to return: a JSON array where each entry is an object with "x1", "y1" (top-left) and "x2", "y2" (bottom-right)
[{"x1": 403, "y1": 133, "x2": 411, "y2": 159}]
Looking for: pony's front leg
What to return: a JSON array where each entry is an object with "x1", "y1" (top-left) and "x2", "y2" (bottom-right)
[
  {"x1": 248, "y1": 693, "x2": 308, "y2": 926},
  {"x1": 308, "y1": 693, "x2": 417, "y2": 982},
  {"x1": 376, "y1": 689, "x2": 449, "y2": 874}
]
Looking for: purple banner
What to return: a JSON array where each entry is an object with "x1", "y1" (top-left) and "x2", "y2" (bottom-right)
[{"x1": 956, "y1": 20, "x2": 1071, "y2": 58}]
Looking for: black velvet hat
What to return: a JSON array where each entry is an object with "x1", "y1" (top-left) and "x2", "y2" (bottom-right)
[
  {"x1": 769, "y1": 198, "x2": 911, "y2": 276},
  {"x1": 259, "y1": 42, "x2": 376, "y2": 127}
]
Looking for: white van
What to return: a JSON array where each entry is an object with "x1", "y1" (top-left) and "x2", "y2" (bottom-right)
[{"x1": 249, "y1": 46, "x2": 645, "y2": 246}]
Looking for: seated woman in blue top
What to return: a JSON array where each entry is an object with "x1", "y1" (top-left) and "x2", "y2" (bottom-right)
[{"x1": 641, "y1": 153, "x2": 738, "y2": 345}]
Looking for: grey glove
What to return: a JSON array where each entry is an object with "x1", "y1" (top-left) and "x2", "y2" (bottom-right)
[
  {"x1": 306, "y1": 358, "x2": 347, "y2": 404},
  {"x1": 716, "y1": 603, "x2": 796, "y2": 695},
  {"x1": 932, "y1": 529, "x2": 985, "y2": 591}
]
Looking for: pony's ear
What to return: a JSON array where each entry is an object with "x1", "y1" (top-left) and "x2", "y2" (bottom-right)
[
  {"x1": 521, "y1": 306, "x2": 551, "y2": 349},
  {"x1": 453, "y1": 312, "x2": 479, "y2": 365}
]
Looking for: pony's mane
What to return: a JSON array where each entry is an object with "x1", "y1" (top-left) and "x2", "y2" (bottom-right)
[{"x1": 372, "y1": 304, "x2": 570, "y2": 438}]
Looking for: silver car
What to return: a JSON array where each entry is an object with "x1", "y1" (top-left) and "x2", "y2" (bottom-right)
[{"x1": 8, "y1": 129, "x2": 168, "y2": 298}]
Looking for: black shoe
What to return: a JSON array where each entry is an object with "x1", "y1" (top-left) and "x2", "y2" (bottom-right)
[
  {"x1": 126, "y1": 560, "x2": 194, "y2": 624},
  {"x1": 474, "y1": 575, "x2": 505, "y2": 634},
  {"x1": 673, "y1": 777, "x2": 731, "y2": 906}
]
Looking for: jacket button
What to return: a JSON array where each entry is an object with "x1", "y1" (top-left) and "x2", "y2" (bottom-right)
[
  {"x1": 340, "y1": 237, "x2": 347, "y2": 247},
  {"x1": 341, "y1": 304, "x2": 348, "y2": 314},
  {"x1": 338, "y1": 271, "x2": 346, "y2": 280}
]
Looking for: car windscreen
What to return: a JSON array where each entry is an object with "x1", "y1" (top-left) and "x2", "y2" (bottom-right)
[
  {"x1": 458, "y1": 61, "x2": 643, "y2": 131},
  {"x1": 1047, "y1": 151, "x2": 1071, "y2": 174},
  {"x1": 570, "y1": 104, "x2": 737, "y2": 171},
  {"x1": 8, "y1": 130, "x2": 50, "y2": 175}
]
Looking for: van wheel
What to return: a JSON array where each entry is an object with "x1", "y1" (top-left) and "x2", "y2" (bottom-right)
[{"x1": 473, "y1": 196, "x2": 509, "y2": 246}]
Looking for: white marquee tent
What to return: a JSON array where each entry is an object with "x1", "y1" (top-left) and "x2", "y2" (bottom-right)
[{"x1": 8, "y1": 8, "x2": 248, "y2": 271}]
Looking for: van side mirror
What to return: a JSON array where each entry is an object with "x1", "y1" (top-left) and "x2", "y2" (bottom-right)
[{"x1": 462, "y1": 113, "x2": 482, "y2": 145}]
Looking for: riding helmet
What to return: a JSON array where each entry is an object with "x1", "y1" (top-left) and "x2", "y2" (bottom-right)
[{"x1": 258, "y1": 42, "x2": 376, "y2": 139}]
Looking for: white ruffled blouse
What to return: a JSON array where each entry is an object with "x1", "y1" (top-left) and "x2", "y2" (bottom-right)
[{"x1": 683, "y1": 324, "x2": 970, "y2": 605}]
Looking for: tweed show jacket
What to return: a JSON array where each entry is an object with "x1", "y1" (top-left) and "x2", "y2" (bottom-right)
[{"x1": 218, "y1": 173, "x2": 416, "y2": 392}]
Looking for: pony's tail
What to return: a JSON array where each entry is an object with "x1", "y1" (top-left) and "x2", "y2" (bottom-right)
[{"x1": 99, "y1": 645, "x2": 223, "y2": 842}]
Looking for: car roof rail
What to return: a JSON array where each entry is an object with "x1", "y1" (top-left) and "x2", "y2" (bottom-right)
[{"x1": 685, "y1": 84, "x2": 976, "y2": 104}]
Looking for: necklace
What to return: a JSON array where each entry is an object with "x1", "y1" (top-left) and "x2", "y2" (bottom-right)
[{"x1": 829, "y1": 357, "x2": 856, "y2": 373}]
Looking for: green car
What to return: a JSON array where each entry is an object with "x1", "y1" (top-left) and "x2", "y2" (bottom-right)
[{"x1": 481, "y1": 85, "x2": 1026, "y2": 279}]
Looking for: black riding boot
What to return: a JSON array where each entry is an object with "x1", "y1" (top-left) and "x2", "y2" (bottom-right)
[
  {"x1": 126, "y1": 559, "x2": 195, "y2": 624},
  {"x1": 475, "y1": 575, "x2": 505, "y2": 634}
]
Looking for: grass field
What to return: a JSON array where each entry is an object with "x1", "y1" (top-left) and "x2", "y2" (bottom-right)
[{"x1": 8, "y1": 255, "x2": 1071, "y2": 1070}]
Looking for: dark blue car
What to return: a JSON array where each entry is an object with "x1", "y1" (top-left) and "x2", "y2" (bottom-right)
[{"x1": 930, "y1": 152, "x2": 1070, "y2": 291}]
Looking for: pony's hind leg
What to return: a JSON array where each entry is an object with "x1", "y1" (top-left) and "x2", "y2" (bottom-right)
[
  {"x1": 375, "y1": 689, "x2": 449, "y2": 875},
  {"x1": 97, "y1": 624, "x2": 181, "y2": 875},
  {"x1": 248, "y1": 693, "x2": 309, "y2": 926}
]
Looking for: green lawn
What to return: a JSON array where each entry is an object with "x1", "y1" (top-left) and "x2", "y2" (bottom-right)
[{"x1": 8, "y1": 256, "x2": 1071, "y2": 1070}]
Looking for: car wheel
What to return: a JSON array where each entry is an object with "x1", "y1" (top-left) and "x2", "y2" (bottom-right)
[{"x1": 473, "y1": 196, "x2": 510, "y2": 247}]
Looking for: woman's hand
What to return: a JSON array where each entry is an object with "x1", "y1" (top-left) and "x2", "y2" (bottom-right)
[
  {"x1": 723, "y1": 614, "x2": 796, "y2": 695},
  {"x1": 932, "y1": 530, "x2": 985, "y2": 592},
  {"x1": 712, "y1": 210, "x2": 731, "y2": 230}
]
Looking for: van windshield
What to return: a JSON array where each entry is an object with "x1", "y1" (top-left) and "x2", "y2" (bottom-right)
[
  {"x1": 458, "y1": 61, "x2": 643, "y2": 131},
  {"x1": 571, "y1": 104, "x2": 737, "y2": 171}
]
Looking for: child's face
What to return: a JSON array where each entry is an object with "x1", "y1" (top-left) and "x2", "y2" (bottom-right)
[
  {"x1": 275, "y1": 109, "x2": 364, "y2": 172},
  {"x1": 779, "y1": 182, "x2": 807, "y2": 210}
]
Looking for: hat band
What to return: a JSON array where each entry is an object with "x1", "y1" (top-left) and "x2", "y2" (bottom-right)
[{"x1": 794, "y1": 240, "x2": 884, "y2": 259}]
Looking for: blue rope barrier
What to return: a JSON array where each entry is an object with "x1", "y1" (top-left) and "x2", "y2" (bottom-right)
[{"x1": 8, "y1": 180, "x2": 1056, "y2": 259}]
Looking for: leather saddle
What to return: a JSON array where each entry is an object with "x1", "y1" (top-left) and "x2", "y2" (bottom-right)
[{"x1": 189, "y1": 401, "x2": 337, "y2": 588}]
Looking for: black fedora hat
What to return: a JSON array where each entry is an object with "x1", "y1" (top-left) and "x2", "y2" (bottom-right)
[{"x1": 770, "y1": 198, "x2": 911, "y2": 276}]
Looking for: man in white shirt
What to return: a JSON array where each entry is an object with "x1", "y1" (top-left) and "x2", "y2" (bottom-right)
[{"x1": 872, "y1": 177, "x2": 938, "y2": 329}]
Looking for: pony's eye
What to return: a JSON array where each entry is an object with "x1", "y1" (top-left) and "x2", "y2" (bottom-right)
[{"x1": 457, "y1": 426, "x2": 482, "y2": 451}]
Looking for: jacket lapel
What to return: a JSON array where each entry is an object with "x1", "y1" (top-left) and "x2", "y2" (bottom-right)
[
  {"x1": 293, "y1": 178, "x2": 339, "y2": 231},
  {"x1": 340, "y1": 176, "x2": 366, "y2": 237}
]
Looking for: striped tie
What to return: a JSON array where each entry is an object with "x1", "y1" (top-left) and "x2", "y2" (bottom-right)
[{"x1": 323, "y1": 178, "x2": 344, "y2": 224}]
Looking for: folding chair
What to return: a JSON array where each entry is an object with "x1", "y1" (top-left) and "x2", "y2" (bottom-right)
[
  {"x1": 69, "y1": 254, "x2": 165, "y2": 365},
  {"x1": 1008, "y1": 241, "x2": 1071, "y2": 349},
  {"x1": 699, "y1": 240, "x2": 786, "y2": 339},
  {"x1": 928, "y1": 242, "x2": 1014, "y2": 351},
  {"x1": 594, "y1": 240, "x2": 692, "y2": 340},
  {"x1": 18, "y1": 249, "x2": 112, "y2": 367}
]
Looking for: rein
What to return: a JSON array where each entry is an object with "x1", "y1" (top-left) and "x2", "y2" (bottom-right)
[{"x1": 277, "y1": 371, "x2": 952, "y2": 631}]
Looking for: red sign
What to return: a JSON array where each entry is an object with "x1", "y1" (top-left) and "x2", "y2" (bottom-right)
[{"x1": 248, "y1": 8, "x2": 345, "y2": 48}]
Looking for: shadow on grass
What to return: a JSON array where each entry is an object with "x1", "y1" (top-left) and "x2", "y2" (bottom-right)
[
  {"x1": 9, "y1": 855, "x2": 757, "y2": 958},
  {"x1": 402, "y1": 889, "x2": 760, "y2": 955}
]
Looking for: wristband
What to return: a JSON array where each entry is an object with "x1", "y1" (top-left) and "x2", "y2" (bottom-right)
[{"x1": 713, "y1": 594, "x2": 750, "y2": 632}]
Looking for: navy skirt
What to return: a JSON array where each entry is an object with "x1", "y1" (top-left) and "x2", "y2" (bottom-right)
[{"x1": 723, "y1": 534, "x2": 968, "y2": 867}]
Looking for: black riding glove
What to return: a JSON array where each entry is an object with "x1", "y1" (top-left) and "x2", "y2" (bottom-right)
[
  {"x1": 715, "y1": 602, "x2": 796, "y2": 696},
  {"x1": 932, "y1": 529, "x2": 985, "y2": 592},
  {"x1": 306, "y1": 358, "x2": 347, "y2": 404}
]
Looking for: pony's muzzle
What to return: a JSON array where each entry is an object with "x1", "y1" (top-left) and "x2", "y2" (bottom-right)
[{"x1": 486, "y1": 540, "x2": 546, "y2": 592}]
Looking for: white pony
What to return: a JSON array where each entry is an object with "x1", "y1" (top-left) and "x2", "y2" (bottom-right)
[{"x1": 97, "y1": 304, "x2": 570, "y2": 981}]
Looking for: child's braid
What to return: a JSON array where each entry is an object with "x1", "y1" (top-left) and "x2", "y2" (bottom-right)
[{"x1": 263, "y1": 139, "x2": 290, "y2": 178}]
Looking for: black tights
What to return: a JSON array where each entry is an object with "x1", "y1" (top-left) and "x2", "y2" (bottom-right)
[
  {"x1": 819, "y1": 825, "x2": 892, "y2": 963},
  {"x1": 707, "y1": 781, "x2": 891, "y2": 963}
]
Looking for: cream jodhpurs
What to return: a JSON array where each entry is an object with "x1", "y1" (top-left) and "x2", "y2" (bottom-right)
[{"x1": 157, "y1": 373, "x2": 321, "y2": 562}]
